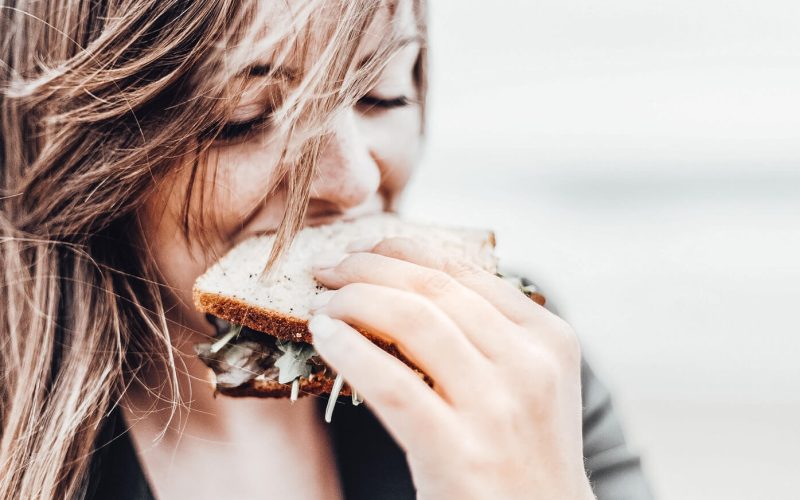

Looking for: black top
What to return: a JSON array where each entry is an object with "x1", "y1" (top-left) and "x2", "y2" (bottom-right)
[
  {"x1": 85, "y1": 360, "x2": 653, "y2": 500},
  {"x1": 85, "y1": 274, "x2": 654, "y2": 499}
]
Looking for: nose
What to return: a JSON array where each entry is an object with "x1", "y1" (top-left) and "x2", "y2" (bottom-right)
[{"x1": 308, "y1": 109, "x2": 381, "y2": 211}]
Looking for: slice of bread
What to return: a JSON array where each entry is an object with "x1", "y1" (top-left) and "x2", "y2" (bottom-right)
[
  {"x1": 192, "y1": 212, "x2": 498, "y2": 397},
  {"x1": 206, "y1": 370, "x2": 354, "y2": 399}
]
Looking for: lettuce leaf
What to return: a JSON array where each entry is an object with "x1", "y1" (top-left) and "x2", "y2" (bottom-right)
[
  {"x1": 275, "y1": 340, "x2": 317, "y2": 384},
  {"x1": 195, "y1": 339, "x2": 278, "y2": 389}
]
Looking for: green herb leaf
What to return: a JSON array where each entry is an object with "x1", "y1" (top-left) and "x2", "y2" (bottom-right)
[
  {"x1": 275, "y1": 340, "x2": 317, "y2": 384},
  {"x1": 209, "y1": 323, "x2": 242, "y2": 353}
]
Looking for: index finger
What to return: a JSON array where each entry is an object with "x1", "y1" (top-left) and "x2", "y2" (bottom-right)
[{"x1": 348, "y1": 236, "x2": 552, "y2": 327}]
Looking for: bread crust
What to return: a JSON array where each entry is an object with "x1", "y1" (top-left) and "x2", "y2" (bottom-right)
[
  {"x1": 193, "y1": 288, "x2": 431, "y2": 398},
  {"x1": 193, "y1": 288, "x2": 314, "y2": 343},
  {"x1": 217, "y1": 372, "x2": 352, "y2": 398},
  {"x1": 191, "y1": 218, "x2": 497, "y2": 400}
]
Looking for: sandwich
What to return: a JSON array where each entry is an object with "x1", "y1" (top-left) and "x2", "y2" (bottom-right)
[{"x1": 192, "y1": 213, "x2": 543, "y2": 421}]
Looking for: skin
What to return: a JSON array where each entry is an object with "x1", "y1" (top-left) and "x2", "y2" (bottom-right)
[{"x1": 131, "y1": 1, "x2": 594, "y2": 499}]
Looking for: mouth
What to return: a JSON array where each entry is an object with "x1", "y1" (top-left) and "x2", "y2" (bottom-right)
[
  {"x1": 250, "y1": 203, "x2": 388, "y2": 238},
  {"x1": 249, "y1": 215, "x2": 347, "y2": 238},
  {"x1": 197, "y1": 315, "x2": 323, "y2": 390}
]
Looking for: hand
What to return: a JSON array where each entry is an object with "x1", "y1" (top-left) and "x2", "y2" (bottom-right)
[{"x1": 308, "y1": 237, "x2": 595, "y2": 500}]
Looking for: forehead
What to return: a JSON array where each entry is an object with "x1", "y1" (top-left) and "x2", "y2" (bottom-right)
[
  {"x1": 356, "y1": 0, "x2": 419, "y2": 58},
  {"x1": 252, "y1": 0, "x2": 419, "y2": 72}
]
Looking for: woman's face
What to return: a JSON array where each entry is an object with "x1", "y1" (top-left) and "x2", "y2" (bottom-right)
[{"x1": 139, "y1": 2, "x2": 422, "y2": 339}]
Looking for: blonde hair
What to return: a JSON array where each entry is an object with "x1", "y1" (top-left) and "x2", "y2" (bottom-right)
[{"x1": 0, "y1": 0, "x2": 427, "y2": 497}]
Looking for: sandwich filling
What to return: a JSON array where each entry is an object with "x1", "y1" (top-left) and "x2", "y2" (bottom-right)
[
  {"x1": 195, "y1": 316, "x2": 360, "y2": 420},
  {"x1": 195, "y1": 317, "x2": 324, "y2": 391},
  {"x1": 194, "y1": 273, "x2": 541, "y2": 419}
]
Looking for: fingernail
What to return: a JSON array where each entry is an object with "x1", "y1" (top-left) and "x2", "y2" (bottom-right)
[
  {"x1": 310, "y1": 290, "x2": 335, "y2": 310},
  {"x1": 308, "y1": 314, "x2": 336, "y2": 341},
  {"x1": 312, "y1": 251, "x2": 347, "y2": 270},
  {"x1": 346, "y1": 237, "x2": 381, "y2": 253}
]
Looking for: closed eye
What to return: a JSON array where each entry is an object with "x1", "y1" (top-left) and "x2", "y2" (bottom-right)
[
  {"x1": 356, "y1": 95, "x2": 410, "y2": 113},
  {"x1": 214, "y1": 114, "x2": 271, "y2": 143}
]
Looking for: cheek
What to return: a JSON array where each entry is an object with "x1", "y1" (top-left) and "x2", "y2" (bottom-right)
[
  {"x1": 138, "y1": 138, "x2": 286, "y2": 330},
  {"x1": 204, "y1": 138, "x2": 286, "y2": 236},
  {"x1": 137, "y1": 167, "x2": 219, "y2": 334}
]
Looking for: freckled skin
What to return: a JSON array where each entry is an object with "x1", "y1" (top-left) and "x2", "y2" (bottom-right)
[
  {"x1": 139, "y1": 44, "x2": 422, "y2": 344},
  {"x1": 128, "y1": 3, "x2": 423, "y2": 499},
  {"x1": 130, "y1": 2, "x2": 592, "y2": 499}
]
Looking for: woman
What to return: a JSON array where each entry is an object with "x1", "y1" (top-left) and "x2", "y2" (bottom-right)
[{"x1": 0, "y1": 0, "x2": 652, "y2": 498}]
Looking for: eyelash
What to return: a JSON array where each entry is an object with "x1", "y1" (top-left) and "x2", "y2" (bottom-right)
[
  {"x1": 215, "y1": 115, "x2": 271, "y2": 142},
  {"x1": 213, "y1": 95, "x2": 410, "y2": 143},
  {"x1": 356, "y1": 95, "x2": 410, "y2": 111}
]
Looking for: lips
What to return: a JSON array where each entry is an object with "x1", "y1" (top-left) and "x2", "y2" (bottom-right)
[{"x1": 247, "y1": 195, "x2": 387, "y2": 240}]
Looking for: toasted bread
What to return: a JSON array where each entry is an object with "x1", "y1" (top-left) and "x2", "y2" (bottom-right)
[{"x1": 192, "y1": 213, "x2": 498, "y2": 399}]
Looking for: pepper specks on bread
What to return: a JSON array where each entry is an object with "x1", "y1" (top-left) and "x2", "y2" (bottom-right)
[{"x1": 191, "y1": 213, "x2": 539, "y2": 419}]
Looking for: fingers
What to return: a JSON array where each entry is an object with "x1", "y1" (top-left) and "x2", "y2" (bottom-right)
[
  {"x1": 313, "y1": 250, "x2": 521, "y2": 360},
  {"x1": 311, "y1": 283, "x2": 491, "y2": 403},
  {"x1": 360, "y1": 237, "x2": 552, "y2": 327},
  {"x1": 308, "y1": 314, "x2": 457, "y2": 457}
]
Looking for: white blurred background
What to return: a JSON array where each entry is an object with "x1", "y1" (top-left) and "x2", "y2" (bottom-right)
[{"x1": 401, "y1": 1, "x2": 800, "y2": 499}]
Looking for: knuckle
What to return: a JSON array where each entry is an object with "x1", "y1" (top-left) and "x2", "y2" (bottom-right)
[
  {"x1": 403, "y1": 296, "x2": 437, "y2": 329},
  {"x1": 455, "y1": 436, "x2": 491, "y2": 468},
  {"x1": 533, "y1": 354, "x2": 562, "y2": 398},
  {"x1": 481, "y1": 391, "x2": 519, "y2": 424},
  {"x1": 415, "y1": 269, "x2": 454, "y2": 296},
  {"x1": 442, "y1": 257, "x2": 480, "y2": 279},
  {"x1": 402, "y1": 301, "x2": 430, "y2": 339},
  {"x1": 506, "y1": 339, "x2": 541, "y2": 371},
  {"x1": 384, "y1": 296, "x2": 436, "y2": 341},
  {"x1": 370, "y1": 372, "x2": 413, "y2": 411},
  {"x1": 506, "y1": 346, "x2": 564, "y2": 407},
  {"x1": 547, "y1": 316, "x2": 581, "y2": 364}
]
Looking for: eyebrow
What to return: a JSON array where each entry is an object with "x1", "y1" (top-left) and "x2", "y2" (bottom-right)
[
  {"x1": 245, "y1": 34, "x2": 422, "y2": 77},
  {"x1": 355, "y1": 35, "x2": 423, "y2": 69}
]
